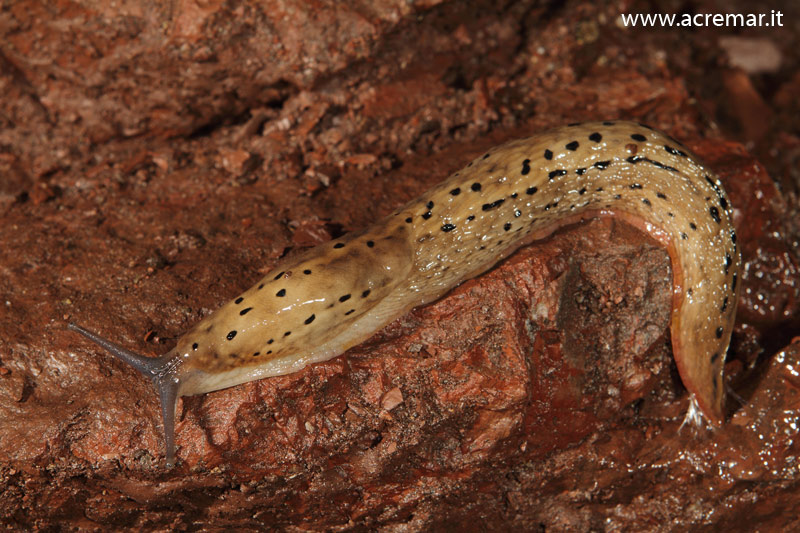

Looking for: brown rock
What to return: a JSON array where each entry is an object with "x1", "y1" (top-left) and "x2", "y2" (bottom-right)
[{"x1": 1, "y1": 0, "x2": 799, "y2": 530}]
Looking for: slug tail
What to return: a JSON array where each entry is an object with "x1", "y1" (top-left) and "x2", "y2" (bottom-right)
[{"x1": 68, "y1": 323, "x2": 182, "y2": 467}]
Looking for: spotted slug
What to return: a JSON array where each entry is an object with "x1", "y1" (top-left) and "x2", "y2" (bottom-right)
[{"x1": 69, "y1": 121, "x2": 740, "y2": 465}]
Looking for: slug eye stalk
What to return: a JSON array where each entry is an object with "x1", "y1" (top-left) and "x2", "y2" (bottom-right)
[{"x1": 68, "y1": 323, "x2": 181, "y2": 467}]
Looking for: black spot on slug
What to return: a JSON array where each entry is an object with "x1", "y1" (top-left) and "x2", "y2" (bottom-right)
[
  {"x1": 511, "y1": 192, "x2": 518, "y2": 199},
  {"x1": 705, "y1": 175, "x2": 718, "y2": 189},
  {"x1": 339, "y1": 294, "x2": 351, "y2": 302},
  {"x1": 594, "y1": 160, "x2": 611, "y2": 170},
  {"x1": 664, "y1": 145, "x2": 681, "y2": 156},
  {"x1": 576, "y1": 168, "x2": 586, "y2": 175},
  {"x1": 258, "y1": 283, "x2": 264, "y2": 289},
  {"x1": 627, "y1": 155, "x2": 643, "y2": 164},
  {"x1": 345, "y1": 309, "x2": 355, "y2": 316},
  {"x1": 284, "y1": 331, "x2": 291, "y2": 337},
  {"x1": 450, "y1": 188, "x2": 461, "y2": 196},
  {"x1": 603, "y1": 121, "x2": 615, "y2": 126},
  {"x1": 192, "y1": 343, "x2": 198, "y2": 350},
  {"x1": 630, "y1": 183, "x2": 643, "y2": 189},
  {"x1": 549, "y1": 169, "x2": 567, "y2": 180},
  {"x1": 544, "y1": 149, "x2": 553, "y2": 160},
  {"x1": 274, "y1": 271, "x2": 285, "y2": 280},
  {"x1": 253, "y1": 352, "x2": 260, "y2": 357},
  {"x1": 709, "y1": 206, "x2": 721, "y2": 223},
  {"x1": 227, "y1": 330, "x2": 237, "y2": 340},
  {"x1": 731, "y1": 231, "x2": 737, "y2": 244},
  {"x1": 334, "y1": 243, "x2": 345, "y2": 249},
  {"x1": 442, "y1": 223, "x2": 456, "y2": 232},
  {"x1": 681, "y1": 233, "x2": 688, "y2": 240},
  {"x1": 422, "y1": 211, "x2": 432, "y2": 220},
  {"x1": 240, "y1": 307, "x2": 252, "y2": 316},
  {"x1": 521, "y1": 159, "x2": 531, "y2": 175},
  {"x1": 504, "y1": 222, "x2": 512, "y2": 231},
  {"x1": 642, "y1": 198, "x2": 651, "y2": 206},
  {"x1": 578, "y1": 187, "x2": 587, "y2": 195},
  {"x1": 305, "y1": 314, "x2": 315, "y2": 325},
  {"x1": 514, "y1": 209, "x2": 521, "y2": 217},
  {"x1": 303, "y1": 269, "x2": 312, "y2": 275},
  {"x1": 267, "y1": 339, "x2": 274, "y2": 344},
  {"x1": 649, "y1": 159, "x2": 678, "y2": 172},
  {"x1": 526, "y1": 186, "x2": 538, "y2": 195},
  {"x1": 466, "y1": 215, "x2": 475, "y2": 221},
  {"x1": 471, "y1": 182, "x2": 482, "y2": 192},
  {"x1": 656, "y1": 192, "x2": 667, "y2": 199},
  {"x1": 367, "y1": 240, "x2": 375, "y2": 248},
  {"x1": 631, "y1": 133, "x2": 646, "y2": 142},
  {"x1": 725, "y1": 253, "x2": 732, "y2": 274},
  {"x1": 689, "y1": 222, "x2": 697, "y2": 230},
  {"x1": 721, "y1": 296, "x2": 728, "y2": 312},
  {"x1": 720, "y1": 197, "x2": 728, "y2": 210},
  {"x1": 276, "y1": 289, "x2": 286, "y2": 297},
  {"x1": 362, "y1": 290, "x2": 371, "y2": 298},
  {"x1": 482, "y1": 199, "x2": 505, "y2": 211},
  {"x1": 405, "y1": 217, "x2": 413, "y2": 223},
  {"x1": 426, "y1": 200, "x2": 434, "y2": 209},
  {"x1": 589, "y1": 132, "x2": 602, "y2": 142},
  {"x1": 711, "y1": 352, "x2": 720, "y2": 364},
  {"x1": 732, "y1": 272, "x2": 738, "y2": 291},
  {"x1": 565, "y1": 140, "x2": 579, "y2": 151},
  {"x1": 235, "y1": 297, "x2": 244, "y2": 304},
  {"x1": 715, "y1": 326, "x2": 723, "y2": 338},
  {"x1": 613, "y1": 194, "x2": 622, "y2": 200}
]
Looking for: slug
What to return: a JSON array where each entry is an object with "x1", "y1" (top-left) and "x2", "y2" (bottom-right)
[{"x1": 69, "y1": 121, "x2": 740, "y2": 466}]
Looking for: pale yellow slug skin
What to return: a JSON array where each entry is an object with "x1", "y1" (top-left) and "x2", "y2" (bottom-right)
[{"x1": 71, "y1": 121, "x2": 740, "y2": 465}]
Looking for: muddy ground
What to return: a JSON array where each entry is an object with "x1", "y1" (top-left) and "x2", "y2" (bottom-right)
[{"x1": 1, "y1": 0, "x2": 799, "y2": 530}]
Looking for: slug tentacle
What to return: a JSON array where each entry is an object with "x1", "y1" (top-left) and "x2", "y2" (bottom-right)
[
  {"x1": 155, "y1": 370, "x2": 180, "y2": 466},
  {"x1": 67, "y1": 323, "x2": 169, "y2": 376},
  {"x1": 68, "y1": 323, "x2": 182, "y2": 466}
]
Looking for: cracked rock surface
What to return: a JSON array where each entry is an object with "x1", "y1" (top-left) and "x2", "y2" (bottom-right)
[{"x1": 1, "y1": 0, "x2": 799, "y2": 530}]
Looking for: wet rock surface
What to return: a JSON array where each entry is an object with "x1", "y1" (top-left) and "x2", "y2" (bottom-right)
[{"x1": 1, "y1": 0, "x2": 799, "y2": 530}]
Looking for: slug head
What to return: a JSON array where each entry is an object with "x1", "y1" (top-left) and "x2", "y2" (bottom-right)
[{"x1": 68, "y1": 323, "x2": 183, "y2": 466}]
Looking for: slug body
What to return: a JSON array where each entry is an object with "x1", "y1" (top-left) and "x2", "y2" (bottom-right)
[{"x1": 69, "y1": 121, "x2": 740, "y2": 465}]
